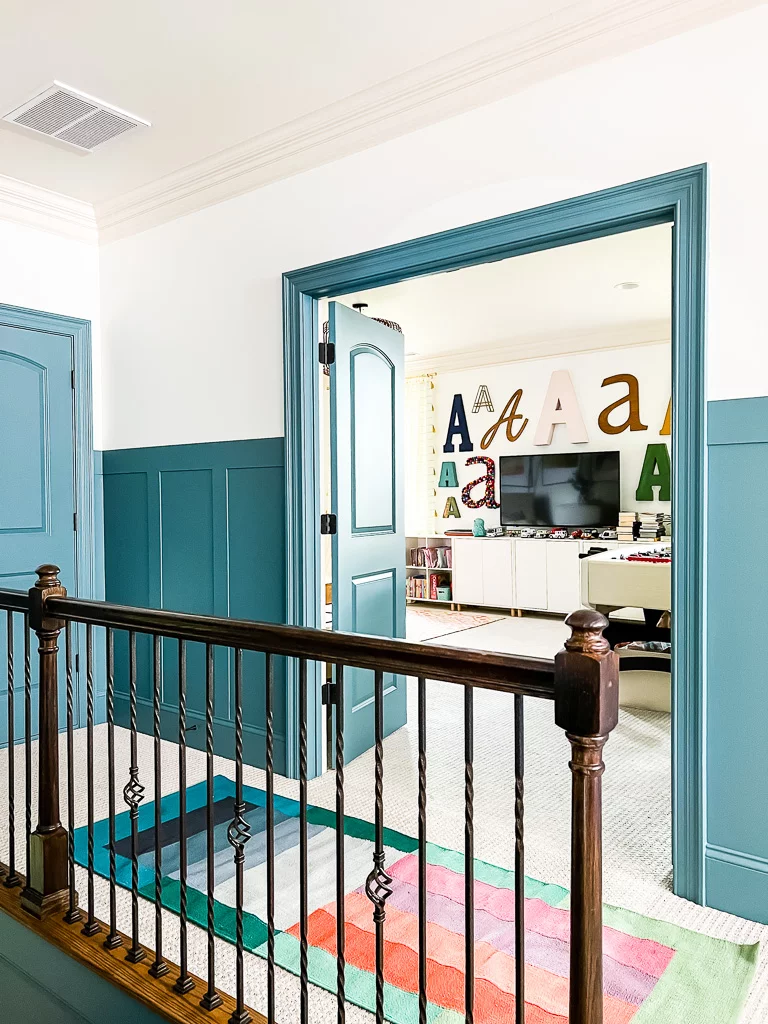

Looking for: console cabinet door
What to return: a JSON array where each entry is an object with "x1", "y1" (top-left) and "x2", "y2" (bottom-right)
[
  {"x1": 514, "y1": 540, "x2": 548, "y2": 610},
  {"x1": 481, "y1": 538, "x2": 514, "y2": 609},
  {"x1": 452, "y1": 538, "x2": 484, "y2": 606},
  {"x1": 545, "y1": 541, "x2": 582, "y2": 614}
]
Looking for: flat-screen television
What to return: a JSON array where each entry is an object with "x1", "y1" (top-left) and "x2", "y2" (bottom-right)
[{"x1": 499, "y1": 451, "x2": 620, "y2": 528}]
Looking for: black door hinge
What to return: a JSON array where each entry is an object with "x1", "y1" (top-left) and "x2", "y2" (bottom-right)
[
  {"x1": 320, "y1": 513, "x2": 337, "y2": 535},
  {"x1": 73, "y1": 512, "x2": 78, "y2": 531},
  {"x1": 321, "y1": 682, "x2": 337, "y2": 706},
  {"x1": 318, "y1": 340, "x2": 335, "y2": 366},
  {"x1": 71, "y1": 369, "x2": 76, "y2": 390},
  {"x1": 75, "y1": 654, "x2": 80, "y2": 674}
]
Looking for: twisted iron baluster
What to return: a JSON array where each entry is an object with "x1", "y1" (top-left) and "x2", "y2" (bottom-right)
[
  {"x1": 299, "y1": 658, "x2": 309, "y2": 1024},
  {"x1": 24, "y1": 615, "x2": 31, "y2": 886},
  {"x1": 149, "y1": 634, "x2": 168, "y2": 978},
  {"x1": 4, "y1": 611, "x2": 20, "y2": 888},
  {"x1": 365, "y1": 669, "x2": 392, "y2": 1024},
  {"x1": 335, "y1": 665, "x2": 346, "y2": 1024},
  {"x1": 82, "y1": 624, "x2": 100, "y2": 936},
  {"x1": 266, "y1": 652, "x2": 275, "y2": 1024},
  {"x1": 64, "y1": 624, "x2": 80, "y2": 923},
  {"x1": 200, "y1": 643, "x2": 222, "y2": 1010},
  {"x1": 227, "y1": 649, "x2": 251, "y2": 1024},
  {"x1": 417, "y1": 677, "x2": 427, "y2": 1024},
  {"x1": 465, "y1": 686, "x2": 475, "y2": 1024},
  {"x1": 124, "y1": 630, "x2": 145, "y2": 962},
  {"x1": 174, "y1": 639, "x2": 194, "y2": 994},
  {"x1": 104, "y1": 627, "x2": 121, "y2": 948},
  {"x1": 514, "y1": 694, "x2": 525, "y2": 1023}
]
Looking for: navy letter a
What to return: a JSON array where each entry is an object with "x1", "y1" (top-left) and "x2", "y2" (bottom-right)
[{"x1": 443, "y1": 394, "x2": 474, "y2": 453}]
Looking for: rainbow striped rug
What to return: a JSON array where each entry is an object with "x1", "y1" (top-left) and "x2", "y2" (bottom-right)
[{"x1": 76, "y1": 776, "x2": 757, "y2": 1023}]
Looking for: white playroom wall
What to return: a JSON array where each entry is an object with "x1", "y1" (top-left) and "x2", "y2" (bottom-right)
[
  {"x1": 428, "y1": 341, "x2": 671, "y2": 533},
  {"x1": 98, "y1": 4, "x2": 768, "y2": 451}
]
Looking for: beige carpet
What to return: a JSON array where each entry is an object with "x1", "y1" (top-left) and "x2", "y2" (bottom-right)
[{"x1": 0, "y1": 614, "x2": 765, "y2": 1021}]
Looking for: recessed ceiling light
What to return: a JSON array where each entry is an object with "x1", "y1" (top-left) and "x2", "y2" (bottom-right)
[{"x1": 614, "y1": 281, "x2": 640, "y2": 291}]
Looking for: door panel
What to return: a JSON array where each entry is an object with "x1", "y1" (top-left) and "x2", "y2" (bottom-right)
[
  {"x1": 514, "y1": 540, "x2": 548, "y2": 610},
  {"x1": 452, "y1": 538, "x2": 484, "y2": 606},
  {"x1": 0, "y1": 323, "x2": 77, "y2": 744},
  {"x1": 482, "y1": 538, "x2": 514, "y2": 609},
  {"x1": 330, "y1": 302, "x2": 406, "y2": 764}
]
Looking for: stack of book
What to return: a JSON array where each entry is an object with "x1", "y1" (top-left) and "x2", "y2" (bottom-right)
[
  {"x1": 406, "y1": 577, "x2": 428, "y2": 600},
  {"x1": 638, "y1": 511, "x2": 659, "y2": 540},
  {"x1": 656, "y1": 512, "x2": 672, "y2": 539},
  {"x1": 618, "y1": 511, "x2": 637, "y2": 543}
]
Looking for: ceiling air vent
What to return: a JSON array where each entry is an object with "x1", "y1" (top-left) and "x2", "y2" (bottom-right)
[{"x1": 2, "y1": 81, "x2": 149, "y2": 152}]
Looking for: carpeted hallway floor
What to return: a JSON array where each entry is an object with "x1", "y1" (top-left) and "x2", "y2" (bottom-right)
[{"x1": 0, "y1": 610, "x2": 765, "y2": 1021}]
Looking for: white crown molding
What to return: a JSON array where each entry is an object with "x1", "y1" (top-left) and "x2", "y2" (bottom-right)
[
  {"x1": 405, "y1": 321, "x2": 671, "y2": 376},
  {"x1": 95, "y1": 0, "x2": 754, "y2": 243},
  {"x1": 0, "y1": 173, "x2": 97, "y2": 244}
]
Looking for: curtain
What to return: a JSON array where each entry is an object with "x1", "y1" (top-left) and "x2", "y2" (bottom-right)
[{"x1": 405, "y1": 373, "x2": 438, "y2": 535}]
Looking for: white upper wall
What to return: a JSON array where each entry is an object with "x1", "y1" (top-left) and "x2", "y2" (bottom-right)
[
  {"x1": 99, "y1": 5, "x2": 768, "y2": 450},
  {"x1": 0, "y1": 218, "x2": 102, "y2": 446}
]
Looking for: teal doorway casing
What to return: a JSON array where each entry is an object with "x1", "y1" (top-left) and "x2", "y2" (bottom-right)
[{"x1": 283, "y1": 166, "x2": 707, "y2": 905}]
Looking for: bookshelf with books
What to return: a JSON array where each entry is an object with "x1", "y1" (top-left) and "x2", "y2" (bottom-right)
[{"x1": 406, "y1": 535, "x2": 453, "y2": 604}]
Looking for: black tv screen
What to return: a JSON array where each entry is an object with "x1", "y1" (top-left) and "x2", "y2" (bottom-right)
[{"x1": 499, "y1": 451, "x2": 620, "y2": 528}]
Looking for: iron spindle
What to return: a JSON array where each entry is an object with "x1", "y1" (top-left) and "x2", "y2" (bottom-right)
[
  {"x1": 200, "y1": 643, "x2": 222, "y2": 1011},
  {"x1": 174, "y1": 639, "x2": 194, "y2": 993},
  {"x1": 124, "y1": 630, "x2": 145, "y2": 962},
  {"x1": 81, "y1": 623, "x2": 100, "y2": 936},
  {"x1": 299, "y1": 657, "x2": 309, "y2": 1024},
  {"x1": 465, "y1": 686, "x2": 475, "y2": 1024},
  {"x1": 4, "y1": 611, "x2": 20, "y2": 888},
  {"x1": 227, "y1": 649, "x2": 251, "y2": 1024},
  {"x1": 149, "y1": 634, "x2": 169, "y2": 978},
  {"x1": 417, "y1": 676, "x2": 427, "y2": 1024},
  {"x1": 266, "y1": 652, "x2": 276, "y2": 1024},
  {"x1": 365, "y1": 669, "x2": 392, "y2": 1024},
  {"x1": 24, "y1": 614, "x2": 31, "y2": 885},
  {"x1": 514, "y1": 694, "x2": 525, "y2": 1023},
  {"x1": 104, "y1": 627, "x2": 121, "y2": 948},
  {"x1": 335, "y1": 664, "x2": 346, "y2": 1024},
  {"x1": 64, "y1": 624, "x2": 80, "y2": 923}
]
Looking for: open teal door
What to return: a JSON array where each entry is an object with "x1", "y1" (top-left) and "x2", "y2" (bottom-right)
[{"x1": 329, "y1": 302, "x2": 407, "y2": 763}]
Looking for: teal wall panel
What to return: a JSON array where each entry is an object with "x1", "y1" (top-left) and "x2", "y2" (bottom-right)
[
  {"x1": 0, "y1": 911, "x2": 165, "y2": 1023},
  {"x1": 102, "y1": 438, "x2": 287, "y2": 772},
  {"x1": 706, "y1": 397, "x2": 768, "y2": 920}
]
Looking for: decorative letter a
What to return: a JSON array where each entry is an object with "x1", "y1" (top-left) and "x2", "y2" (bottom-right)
[
  {"x1": 443, "y1": 394, "x2": 474, "y2": 453},
  {"x1": 533, "y1": 370, "x2": 589, "y2": 446}
]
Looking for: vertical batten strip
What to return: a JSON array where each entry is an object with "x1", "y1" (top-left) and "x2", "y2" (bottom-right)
[
  {"x1": 23, "y1": 614, "x2": 31, "y2": 885},
  {"x1": 82, "y1": 623, "x2": 100, "y2": 937},
  {"x1": 149, "y1": 634, "x2": 168, "y2": 978},
  {"x1": 200, "y1": 643, "x2": 222, "y2": 1011},
  {"x1": 265, "y1": 652, "x2": 276, "y2": 1024},
  {"x1": 63, "y1": 623, "x2": 80, "y2": 923},
  {"x1": 124, "y1": 630, "x2": 145, "y2": 962},
  {"x1": 417, "y1": 676, "x2": 427, "y2": 1024},
  {"x1": 174, "y1": 639, "x2": 194, "y2": 994},
  {"x1": 335, "y1": 664, "x2": 346, "y2": 1024},
  {"x1": 227, "y1": 649, "x2": 251, "y2": 1024},
  {"x1": 4, "y1": 611, "x2": 20, "y2": 888},
  {"x1": 465, "y1": 686, "x2": 475, "y2": 1024},
  {"x1": 299, "y1": 657, "x2": 309, "y2": 1024},
  {"x1": 104, "y1": 627, "x2": 121, "y2": 948},
  {"x1": 514, "y1": 694, "x2": 525, "y2": 1022}
]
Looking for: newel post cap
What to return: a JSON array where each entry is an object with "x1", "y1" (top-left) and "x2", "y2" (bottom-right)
[
  {"x1": 29, "y1": 564, "x2": 66, "y2": 633},
  {"x1": 555, "y1": 607, "x2": 619, "y2": 737}
]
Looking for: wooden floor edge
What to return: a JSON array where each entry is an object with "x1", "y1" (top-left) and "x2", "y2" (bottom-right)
[{"x1": 0, "y1": 868, "x2": 267, "y2": 1024}]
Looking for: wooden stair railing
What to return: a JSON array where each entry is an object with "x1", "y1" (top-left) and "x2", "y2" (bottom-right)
[{"x1": 0, "y1": 565, "x2": 618, "y2": 1024}]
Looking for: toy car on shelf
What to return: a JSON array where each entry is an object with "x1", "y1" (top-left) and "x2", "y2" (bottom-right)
[{"x1": 550, "y1": 528, "x2": 568, "y2": 539}]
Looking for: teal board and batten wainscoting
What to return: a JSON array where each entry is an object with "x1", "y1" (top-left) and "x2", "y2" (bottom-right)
[
  {"x1": 707, "y1": 396, "x2": 768, "y2": 921},
  {"x1": 102, "y1": 438, "x2": 287, "y2": 773}
]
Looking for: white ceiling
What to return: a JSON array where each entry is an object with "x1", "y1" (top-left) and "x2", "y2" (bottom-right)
[
  {"x1": 0, "y1": 1, "x2": 757, "y2": 240},
  {"x1": 332, "y1": 224, "x2": 671, "y2": 370}
]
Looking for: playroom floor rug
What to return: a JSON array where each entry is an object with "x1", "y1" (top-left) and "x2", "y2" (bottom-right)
[
  {"x1": 406, "y1": 608, "x2": 503, "y2": 643},
  {"x1": 75, "y1": 776, "x2": 758, "y2": 1023}
]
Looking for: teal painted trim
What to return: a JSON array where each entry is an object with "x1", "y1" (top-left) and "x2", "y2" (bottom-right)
[
  {"x1": 0, "y1": 911, "x2": 166, "y2": 1023},
  {"x1": 705, "y1": 843, "x2": 768, "y2": 923},
  {"x1": 283, "y1": 165, "x2": 708, "y2": 901},
  {"x1": 102, "y1": 437, "x2": 287, "y2": 772},
  {"x1": 708, "y1": 396, "x2": 768, "y2": 446}
]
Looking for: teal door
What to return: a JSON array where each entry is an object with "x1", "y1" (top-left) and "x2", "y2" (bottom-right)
[
  {"x1": 329, "y1": 302, "x2": 407, "y2": 763},
  {"x1": 0, "y1": 321, "x2": 77, "y2": 744}
]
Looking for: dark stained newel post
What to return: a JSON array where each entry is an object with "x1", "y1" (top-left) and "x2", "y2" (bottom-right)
[
  {"x1": 21, "y1": 565, "x2": 71, "y2": 918},
  {"x1": 554, "y1": 609, "x2": 619, "y2": 1024}
]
